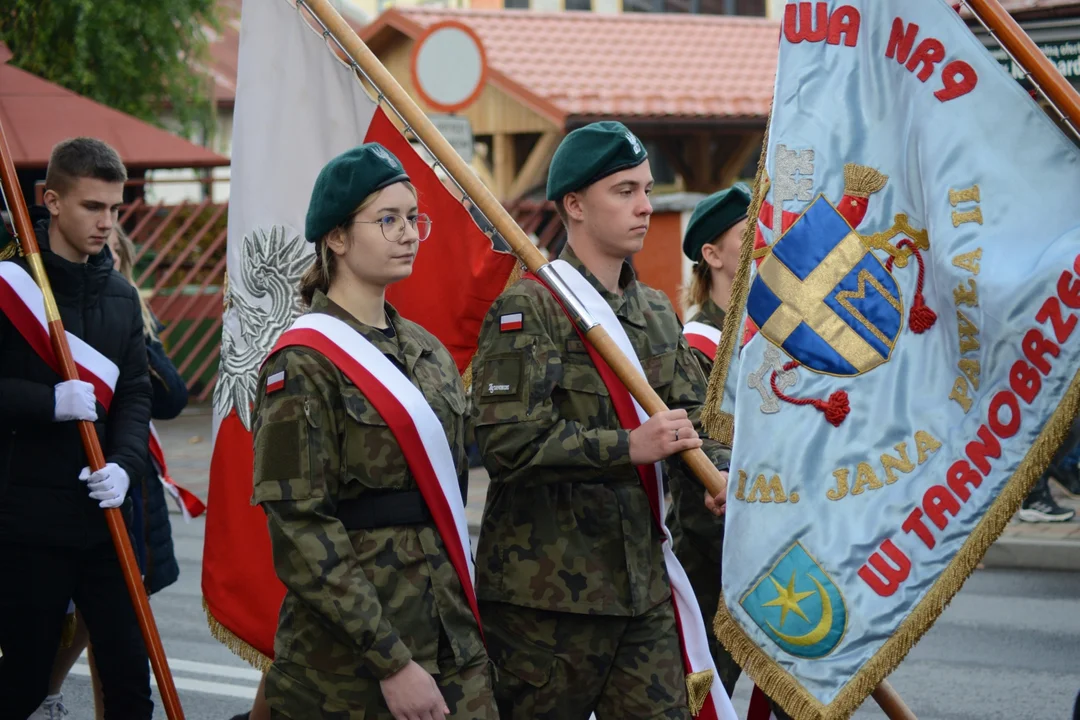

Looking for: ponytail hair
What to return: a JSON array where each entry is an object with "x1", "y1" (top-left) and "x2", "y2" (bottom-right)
[
  {"x1": 681, "y1": 259, "x2": 713, "y2": 314},
  {"x1": 298, "y1": 236, "x2": 338, "y2": 308},
  {"x1": 110, "y1": 226, "x2": 158, "y2": 341}
]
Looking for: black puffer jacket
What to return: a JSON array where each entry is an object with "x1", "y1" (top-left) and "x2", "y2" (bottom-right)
[
  {"x1": 0, "y1": 213, "x2": 151, "y2": 548},
  {"x1": 132, "y1": 318, "x2": 187, "y2": 594}
]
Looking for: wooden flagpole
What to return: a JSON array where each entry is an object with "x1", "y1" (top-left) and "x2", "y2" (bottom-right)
[
  {"x1": 0, "y1": 116, "x2": 185, "y2": 720},
  {"x1": 966, "y1": 0, "x2": 1080, "y2": 133}
]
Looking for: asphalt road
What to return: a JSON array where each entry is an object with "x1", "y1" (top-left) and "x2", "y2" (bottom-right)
[{"x1": 42, "y1": 508, "x2": 1080, "y2": 720}]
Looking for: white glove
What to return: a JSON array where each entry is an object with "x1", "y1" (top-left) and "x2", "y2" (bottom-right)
[
  {"x1": 54, "y1": 380, "x2": 98, "y2": 422},
  {"x1": 79, "y1": 463, "x2": 130, "y2": 509}
]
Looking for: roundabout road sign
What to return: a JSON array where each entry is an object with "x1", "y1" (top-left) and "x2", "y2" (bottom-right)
[{"x1": 409, "y1": 20, "x2": 489, "y2": 114}]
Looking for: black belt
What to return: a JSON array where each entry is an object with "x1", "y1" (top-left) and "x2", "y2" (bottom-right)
[{"x1": 336, "y1": 491, "x2": 432, "y2": 530}]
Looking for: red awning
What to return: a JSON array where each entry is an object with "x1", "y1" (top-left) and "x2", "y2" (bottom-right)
[{"x1": 0, "y1": 48, "x2": 228, "y2": 170}]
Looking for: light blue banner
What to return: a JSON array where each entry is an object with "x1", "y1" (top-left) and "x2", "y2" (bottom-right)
[{"x1": 716, "y1": 2, "x2": 1080, "y2": 717}]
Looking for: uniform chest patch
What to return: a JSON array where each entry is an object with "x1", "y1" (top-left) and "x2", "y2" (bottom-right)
[
  {"x1": 566, "y1": 338, "x2": 587, "y2": 354},
  {"x1": 500, "y1": 312, "x2": 524, "y2": 333},
  {"x1": 478, "y1": 352, "x2": 523, "y2": 402}
]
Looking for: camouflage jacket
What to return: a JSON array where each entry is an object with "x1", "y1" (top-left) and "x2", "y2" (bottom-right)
[
  {"x1": 251, "y1": 291, "x2": 484, "y2": 681},
  {"x1": 685, "y1": 298, "x2": 726, "y2": 376},
  {"x1": 666, "y1": 297, "x2": 729, "y2": 575},
  {"x1": 470, "y1": 245, "x2": 731, "y2": 616}
]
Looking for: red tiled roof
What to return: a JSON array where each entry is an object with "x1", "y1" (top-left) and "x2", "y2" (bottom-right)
[
  {"x1": 206, "y1": 0, "x2": 368, "y2": 108},
  {"x1": 0, "y1": 54, "x2": 229, "y2": 170},
  {"x1": 207, "y1": 21, "x2": 240, "y2": 106},
  {"x1": 361, "y1": 8, "x2": 779, "y2": 126},
  {"x1": 204, "y1": 0, "x2": 241, "y2": 107}
]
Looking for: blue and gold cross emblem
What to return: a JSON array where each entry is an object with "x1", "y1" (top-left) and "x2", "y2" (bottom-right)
[{"x1": 747, "y1": 195, "x2": 903, "y2": 376}]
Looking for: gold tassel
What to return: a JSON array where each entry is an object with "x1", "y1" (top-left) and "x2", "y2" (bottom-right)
[
  {"x1": 686, "y1": 669, "x2": 714, "y2": 716},
  {"x1": 59, "y1": 611, "x2": 77, "y2": 649},
  {"x1": 842, "y1": 163, "x2": 888, "y2": 198},
  {"x1": 460, "y1": 260, "x2": 523, "y2": 393},
  {"x1": 712, "y1": 366, "x2": 1080, "y2": 720},
  {"x1": 203, "y1": 598, "x2": 272, "y2": 672},
  {"x1": 702, "y1": 107, "x2": 772, "y2": 440}
]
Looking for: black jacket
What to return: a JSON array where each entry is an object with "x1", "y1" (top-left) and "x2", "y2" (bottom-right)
[
  {"x1": 0, "y1": 213, "x2": 152, "y2": 547},
  {"x1": 132, "y1": 318, "x2": 187, "y2": 594}
]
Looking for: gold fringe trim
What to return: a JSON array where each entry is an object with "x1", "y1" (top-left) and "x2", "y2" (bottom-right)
[
  {"x1": 842, "y1": 163, "x2": 888, "y2": 199},
  {"x1": 460, "y1": 260, "x2": 524, "y2": 392},
  {"x1": 686, "y1": 669, "x2": 714, "y2": 716},
  {"x1": 712, "y1": 411, "x2": 735, "y2": 448},
  {"x1": 702, "y1": 108, "x2": 772, "y2": 440},
  {"x1": 713, "y1": 366, "x2": 1080, "y2": 720},
  {"x1": 203, "y1": 597, "x2": 272, "y2": 673}
]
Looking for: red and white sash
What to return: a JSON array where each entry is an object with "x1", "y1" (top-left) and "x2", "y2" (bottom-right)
[
  {"x1": 149, "y1": 423, "x2": 207, "y2": 521},
  {"x1": 267, "y1": 313, "x2": 483, "y2": 636},
  {"x1": 0, "y1": 261, "x2": 205, "y2": 520},
  {"x1": 527, "y1": 261, "x2": 737, "y2": 720},
  {"x1": 683, "y1": 321, "x2": 721, "y2": 361}
]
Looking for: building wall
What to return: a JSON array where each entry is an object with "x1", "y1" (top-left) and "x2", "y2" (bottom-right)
[{"x1": 634, "y1": 210, "x2": 685, "y2": 315}]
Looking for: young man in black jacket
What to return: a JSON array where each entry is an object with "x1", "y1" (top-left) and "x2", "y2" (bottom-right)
[{"x1": 0, "y1": 138, "x2": 154, "y2": 719}]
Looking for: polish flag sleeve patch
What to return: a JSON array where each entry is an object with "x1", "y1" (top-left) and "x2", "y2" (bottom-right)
[
  {"x1": 500, "y1": 312, "x2": 524, "y2": 333},
  {"x1": 266, "y1": 370, "x2": 286, "y2": 394}
]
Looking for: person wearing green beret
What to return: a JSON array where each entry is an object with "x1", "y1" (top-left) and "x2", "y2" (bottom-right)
[
  {"x1": 249, "y1": 142, "x2": 497, "y2": 720},
  {"x1": 671, "y1": 186, "x2": 796, "y2": 719},
  {"x1": 672, "y1": 184, "x2": 749, "y2": 699},
  {"x1": 680, "y1": 184, "x2": 750, "y2": 375},
  {"x1": 468, "y1": 121, "x2": 732, "y2": 718}
]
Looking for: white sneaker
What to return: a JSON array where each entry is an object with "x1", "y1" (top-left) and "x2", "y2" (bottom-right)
[{"x1": 27, "y1": 693, "x2": 69, "y2": 720}]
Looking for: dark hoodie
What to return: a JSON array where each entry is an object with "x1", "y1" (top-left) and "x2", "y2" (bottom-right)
[{"x1": 0, "y1": 208, "x2": 151, "y2": 547}]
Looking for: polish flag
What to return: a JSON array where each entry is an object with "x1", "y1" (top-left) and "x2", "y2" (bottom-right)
[{"x1": 202, "y1": 0, "x2": 516, "y2": 665}]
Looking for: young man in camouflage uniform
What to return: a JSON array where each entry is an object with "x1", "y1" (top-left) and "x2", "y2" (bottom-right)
[{"x1": 470, "y1": 121, "x2": 730, "y2": 719}]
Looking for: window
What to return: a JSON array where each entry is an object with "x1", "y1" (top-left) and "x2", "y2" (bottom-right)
[
  {"x1": 735, "y1": 0, "x2": 765, "y2": 15},
  {"x1": 565, "y1": 0, "x2": 592, "y2": 10},
  {"x1": 504, "y1": 0, "x2": 530, "y2": 9},
  {"x1": 624, "y1": 0, "x2": 763, "y2": 13}
]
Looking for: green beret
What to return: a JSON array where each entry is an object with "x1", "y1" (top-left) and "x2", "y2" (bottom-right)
[
  {"x1": 682, "y1": 183, "x2": 752, "y2": 262},
  {"x1": 546, "y1": 121, "x2": 648, "y2": 201},
  {"x1": 304, "y1": 142, "x2": 410, "y2": 242}
]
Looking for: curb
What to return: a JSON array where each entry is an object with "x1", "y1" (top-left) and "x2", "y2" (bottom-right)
[{"x1": 982, "y1": 536, "x2": 1080, "y2": 572}]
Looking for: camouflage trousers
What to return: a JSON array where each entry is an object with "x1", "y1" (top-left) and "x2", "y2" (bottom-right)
[
  {"x1": 481, "y1": 599, "x2": 691, "y2": 720},
  {"x1": 264, "y1": 645, "x2": 498, "y2": 719}
]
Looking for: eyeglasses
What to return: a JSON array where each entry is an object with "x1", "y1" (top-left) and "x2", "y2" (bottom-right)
[{"x1": 352, "y1": 213, "x2": 432, "y2": 242}]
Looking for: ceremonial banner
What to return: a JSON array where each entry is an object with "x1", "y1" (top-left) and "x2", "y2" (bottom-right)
[
  {"x1": 203, "y1": 0, "x2": 515, "y2": 665},
  {"x1": 708, "y1": 2, "x2": 1080, "y2": 718}
]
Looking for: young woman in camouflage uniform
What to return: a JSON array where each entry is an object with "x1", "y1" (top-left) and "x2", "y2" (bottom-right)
[
  {"x1": 250, "y1": 143, "x2": 496, "y2": 720},
  {"x1": 670, "y1": 184, "x2": 750, "y2": 697}
]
